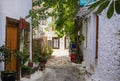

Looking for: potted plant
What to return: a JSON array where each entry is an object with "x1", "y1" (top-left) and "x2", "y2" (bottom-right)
[
  {"x1": 21, "y1": 65, "x2": 32, "y2": 78},
  {"x1": 15, "y1": 47, "x2": 29, "y2": 66},
  {"x1": 15, "y1": 47, "x2": 33, "y2": 78},
  {"x1": 46, "y1": 46, "x2": 53, "y2": 57},
  {"x1": 33, "y1": 45, "x2": 53, "y2": 71},
  {"x1": 0, "y1": 45, "x2": 17, "y2": 81},
  {"x1": 28, "y1": 60, "x2": 33, "y2": 68}
]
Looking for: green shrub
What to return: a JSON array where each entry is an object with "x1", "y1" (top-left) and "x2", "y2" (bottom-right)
[{"x1": 21, "y1": 65, "x2": 32, "y2": 75}]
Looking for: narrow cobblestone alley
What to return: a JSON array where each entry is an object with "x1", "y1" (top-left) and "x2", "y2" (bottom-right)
[{"x1": 21, "y1": 55, "x2": 86, "y2": 81}]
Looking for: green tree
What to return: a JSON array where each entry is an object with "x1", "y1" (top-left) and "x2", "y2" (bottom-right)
[
  {"x1": 27, "y1": 0, "x2": 79, "y2": 40},
  {"x1": 89, "y1": 0, "x2": 120, "y2": 19}
]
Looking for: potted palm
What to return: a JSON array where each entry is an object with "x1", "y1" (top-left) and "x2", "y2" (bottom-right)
[
  {"x1": 33, "y1": 45, "x2": 53, "y2": 71},
  {"x1": 0, "y1": 45, "x2": 17, "y2": 81}
]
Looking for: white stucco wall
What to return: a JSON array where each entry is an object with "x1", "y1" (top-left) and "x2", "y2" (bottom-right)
[
  {"x1": 82, "y1": 13, "x2": 97, "y2": 73},
  {"x1": 82, "y1": 10, "x2": 120, "y2": 81},
  {"x1": 0, "y1": 0, "x2": 32, "y2": 71},
  {"x1": 46, "y1": 31, "x2": 69, "y2": 56},
  {"x1": 53, "y1": 36, "x2": 69, "y2": 56},
  {"x1": 92, "y1": 12, "x2": 120, "y2": 81}
]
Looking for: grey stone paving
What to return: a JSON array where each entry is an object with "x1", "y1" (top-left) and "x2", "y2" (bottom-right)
[
  {"x1": 41, "y1": 66, "x2": 85, "y2": 81},
  {"x1": 21, "y1": 55, "x2": 86, "y2": 81},
  {"x1": 41, "y1": 56, "x2": 85, "y2": 81}
]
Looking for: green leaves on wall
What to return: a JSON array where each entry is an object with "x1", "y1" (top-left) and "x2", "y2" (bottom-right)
[
  {"x1": 107, "y1": 1, "x2": 114, "y2": 19},
  {"x1": 115, "y1": 0, "x2": 120, "y2": 14},
  {"x1": 89, "y1": 0, "x2": 120, "y2": 19},
  {"x1": 96, "y1": 0, "x2": 110, "y2": 14}
]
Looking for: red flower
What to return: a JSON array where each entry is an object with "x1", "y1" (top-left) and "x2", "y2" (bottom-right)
[{"x1": 70, "y1": 54, "x2": 76, "y2": 62}]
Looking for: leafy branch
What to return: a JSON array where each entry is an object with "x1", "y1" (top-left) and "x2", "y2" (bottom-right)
[{"x1": 89, "y1": 0, "x2": 120, "y2": 19}]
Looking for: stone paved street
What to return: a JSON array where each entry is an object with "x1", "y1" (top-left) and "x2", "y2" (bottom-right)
[
  {"x1": 21, "y1": 55, "x2": 86, "y2": 81},
  {"x1": 39, "y1": 66, "x2": 85, "y2": 81}
]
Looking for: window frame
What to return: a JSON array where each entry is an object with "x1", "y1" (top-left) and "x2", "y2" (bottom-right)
[
  {"x1": 52, "y1": 37, "x2": 60, "y2": 49},
  {"x1": 64, "y1": 37, "x2": 69, "y2": 49}
]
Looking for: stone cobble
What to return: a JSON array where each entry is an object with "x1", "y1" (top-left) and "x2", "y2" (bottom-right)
[{"x1": 21, "y1": 55, "x2": 86, "y2": 81}]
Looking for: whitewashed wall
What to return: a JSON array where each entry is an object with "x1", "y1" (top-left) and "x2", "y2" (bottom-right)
[
  {"x1": 82, "y1": 13, "x2": 97, "y2": 73},
  {"x1": 0, "y1": 0, "x2": 32, "y2": 71},
  {"x1": 53, "y1": 36, "x2": 69, "y2": 56},
  {"x1": 92, "y1": 12, "x2": 120, "y2": 81},
  {"x1": 82, "y1": 10, "x2": 120, "y2": 81},
  {"x1": 46, "y1": 31, "x2": 69, "y2": 56}
]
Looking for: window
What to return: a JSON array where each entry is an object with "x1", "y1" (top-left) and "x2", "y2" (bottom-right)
[
  {"x1": 52, "y1": 37, "x2": 59, "y2": 49},
  {"x1": 65, "y1": 37, "x2": 69, "y2": 49}
]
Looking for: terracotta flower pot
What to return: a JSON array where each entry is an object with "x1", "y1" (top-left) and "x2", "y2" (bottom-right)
[
  {"x1": 28, "y1": 62, "x2": 33, "y2": 68},
  {"x1": 38, "y1": 60, "x2": 47, "y2": 71}
]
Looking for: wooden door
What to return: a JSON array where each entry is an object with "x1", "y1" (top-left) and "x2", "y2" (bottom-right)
[
  {"x1": 6, "y1": 17, "x2": 20, "y2": 80},
  {"x1": 6, "y1": 25, "x2": 18, "y2": 71}
]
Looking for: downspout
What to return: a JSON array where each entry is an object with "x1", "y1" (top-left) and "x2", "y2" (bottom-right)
[
  {"x1": 29, "y1": 23, "x2": 32, "y2": 61},
  {"x1": 29, "y1": 0, "x2": 33, "y2": 61}
]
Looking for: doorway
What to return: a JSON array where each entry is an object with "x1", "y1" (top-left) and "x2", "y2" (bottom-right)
[{"x1": 5, "y1": 17, "x2": 20, "y2": 80}]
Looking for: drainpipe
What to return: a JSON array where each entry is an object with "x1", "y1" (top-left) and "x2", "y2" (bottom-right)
[
  {"x1": 29, "y1": 0, "x2": 33, "y2": 61},
  {"x1": 29, "y1": 23, "x2": 32, "y2": 61}
]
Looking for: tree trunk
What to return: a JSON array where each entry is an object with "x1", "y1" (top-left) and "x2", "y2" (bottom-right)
[{"x1": 74, "y1": 16, "x2": 83, "y2": 63}]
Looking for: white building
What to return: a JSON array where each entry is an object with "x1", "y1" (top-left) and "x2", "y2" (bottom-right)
[
  {"x1": 78, "y1": 7, "x2": 120, "y2": 81},
  {"x1": 0, "y1": 0, "x2": 32, "y2": 80}
]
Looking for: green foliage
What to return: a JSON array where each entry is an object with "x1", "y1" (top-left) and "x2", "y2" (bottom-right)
[
  {"x1": 107, "y1": 1, "x2": 114, "y2": 19},
  {"x1": 33, "y1": 44, "x2": 41, "y2": 63},
  {"x1": 47, "y1": 46, "x2": 53, "y2": 56},
  {"x1": 89, "y1": 0, "x2": 120, "y2": 19},
  {"x1": 88, "y1": 0, "x2": 104, "y2": 9},
  {"x1": 21, "y1": 65, "x2": 32, "y2": 74},
  {"x1": 79, "y1": 34, "x2": 84, "y2": 45},
  {"x1": 55, "y1": 30, "x2": 64, "y2": 38},
  {"x1": 0, "y1": 45, "x2": 11, "y2": 62},
  {"x1": 33, "y1": 44, "x2": 52, "y2": 63},
  {"x1": 27, "y1": 0, "x2": 79, "y2": 40},
  {"x1": 96, "y1": 0, "x2": 110, "y2": 14},
  {"x1": 115, "y1": 0, "x2": 120, "y2": 14},
  {"x1": 15, "y1": 47, "x2": 29, "y2": 65}
]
